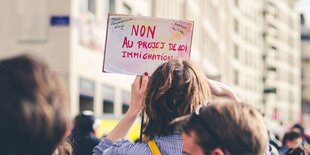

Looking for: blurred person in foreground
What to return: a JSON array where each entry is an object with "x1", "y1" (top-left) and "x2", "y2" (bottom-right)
[
  {"x1": 93, "y1": 59, "x2": 239, "y2": 155},
  {"x1": 68, "y1": 111, "x2": 100, "y2": 155},
  {"x1": 0, "y1": 55, "x2": 68, "y2": 155},
  {"x1": 280, "y1": 131, "x2": 303, "y2": 155},
  {"x1": 176, "y1": 99, "x2": 269, "y2": 155}
]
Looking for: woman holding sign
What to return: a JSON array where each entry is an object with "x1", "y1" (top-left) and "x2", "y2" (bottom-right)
[{"x1": 93, "y1": 59, "x2": 239, "y2": 155}]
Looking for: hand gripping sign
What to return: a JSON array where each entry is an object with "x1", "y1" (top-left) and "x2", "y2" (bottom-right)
[{"x1": 103, "y1": 13, "x2": 194, "y2": 75}]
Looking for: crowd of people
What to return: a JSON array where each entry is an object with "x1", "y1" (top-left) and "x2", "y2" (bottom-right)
[{"x1": 0, "y1": 55, "x2": 309, "y2": 155}]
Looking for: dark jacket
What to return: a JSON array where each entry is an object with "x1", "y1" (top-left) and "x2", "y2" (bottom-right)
[{"x1": 69, "y1": 133, "x2": 100, "y2": 155}]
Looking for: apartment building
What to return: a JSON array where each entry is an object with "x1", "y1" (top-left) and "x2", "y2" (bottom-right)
[
  {"x1": 0, "y1": 0, "x2": 301, "y2": 129},
  {"x1": 0, "y1": 0, "x2": 150, "y2": 120},
  {"x1": 262, "y1": 0, "x2": 301, "y2": 124},
  {"x1": 301, "y1": 14, "x2": 310, "y2": 125},
  {"x1": 151, "y1": 0, "x2": 301, "y2": 126}
]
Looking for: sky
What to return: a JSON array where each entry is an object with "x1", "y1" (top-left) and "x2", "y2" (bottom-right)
[{"x1": 299, "y1": 0, "x2": 310, "y2": 26}]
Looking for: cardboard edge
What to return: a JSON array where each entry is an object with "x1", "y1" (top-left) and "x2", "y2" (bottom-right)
[
  {"x1": 188, "y1": 21, "x2": 194, "y2": 59},
  {"x1": 108, "y1": 13, "x2": 194, "y2": 23},
  {"x1": 102, "y1": 13, "x2": 111, "y2": 73}
]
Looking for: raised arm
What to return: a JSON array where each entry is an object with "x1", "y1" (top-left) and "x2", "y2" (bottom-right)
[
  {"x1": 207, "y1": 79, "x2": 240, "y2": 102},
  {"x1": 106, "y1": 75, "x2": 149, "y2": 142}
]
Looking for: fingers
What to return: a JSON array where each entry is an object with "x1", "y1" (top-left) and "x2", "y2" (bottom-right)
[
  {"x1": 132, "y1": 75, "x2": 149, "y2": 92},
  {"x1": 132, "y1": 76, "x2": 142, "y2": 89},
  {"x1": 140, "y1": 75, "x2": 149, "y2": 92}
]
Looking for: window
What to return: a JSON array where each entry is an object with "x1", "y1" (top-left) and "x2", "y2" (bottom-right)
[
  {"x1": 234, "y1": 70, "x2": 239, "y2": 85},
  {"x1": 288, "y1": 109, "x2": 293, "y2": 121},
  {"x1": 109, "y1": 0, "x2": 115, "y2": 12},
  {"x1": 79, "y1": 95, "x2": 94, "y2": 112},
  {"x1": 80, "y1": 0, "x2": 96, "y2": 15},
  {"x1": 79, "y1": 78, "x2": 95, "y2": 112},
  {"x1": 234, "y1": 19, "x2": 239, "y2": 33},
  {"x1": 235, "y1": 0, "x2": 239, "y2": 7},
  {"x1": 121, "y1": 90, "x2": 130, "y2": 114},
  {"x1": 234, "y1": 44, "x2": 239, "y2": 59},
  {"x1": 88, "y1": 0, "x2": 96, "y2": 15},
  {"x1": 102, "y1": 85, "x2": 115, "y2": 114}
]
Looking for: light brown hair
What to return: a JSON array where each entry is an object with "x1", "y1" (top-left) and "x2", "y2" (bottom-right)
[
  {"x1": 182, "y1": 99, "x2": 269, "y2": 155},
  {"x1": 0, "y1": 55, "x2": 68, "y2": 155},
  {"x1": 143, "y1": 59, "x2": 212, "y2": 139},
  {"x1": 53, "y1": 140, "x2": 73, "y2": 155}
]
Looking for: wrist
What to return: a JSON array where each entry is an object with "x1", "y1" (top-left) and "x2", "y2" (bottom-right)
[{"x1": 126, "y1": 107, "x2": 141, "y2": 117}]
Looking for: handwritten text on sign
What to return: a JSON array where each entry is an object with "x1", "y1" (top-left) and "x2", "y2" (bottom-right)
[{"x1": 103, "y1": 14, "x2": 194, "y2": 75}]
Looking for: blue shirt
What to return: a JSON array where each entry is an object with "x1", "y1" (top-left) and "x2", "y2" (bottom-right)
[{"x1": 93, "y1": 133, "x2": 185, "y2": 155}]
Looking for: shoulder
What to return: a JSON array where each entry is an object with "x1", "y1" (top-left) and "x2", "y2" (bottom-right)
[{"x1": 94, "y1": 138, "x2": 151, "y2": 155}]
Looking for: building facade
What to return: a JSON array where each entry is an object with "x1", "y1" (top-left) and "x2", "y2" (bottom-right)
[
  {"x1": 151, "y1": 0, "x2": 301, "y2": 126},
  {"x1": 0, "y1": 0, "x2": 301, "y2": 127},
  {"x1": 0, "y1": 0, "x2": 150, "y2": 120},
  {"x1": 301, "y1": 14, "x2": 310, "y2": 127},
  {"x1": 262, "y1": 0, "x2": 301, "y2": 125}
]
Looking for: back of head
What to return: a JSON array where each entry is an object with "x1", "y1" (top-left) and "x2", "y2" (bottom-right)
[
  {"x1": 0, "y1": 55, "x2": 68, "y2": 155},
  {"x1": 143, "y1": 59, "x2": 212, "y2": 138},
  {"x1": 73, "y1": 111, "x2": 95, "y2": 136},
  {"x1": 282, "y1": 131, "x2": 302, "y2": 146},
  {"x1": 291, "y1": 124, "x2": 305, "y2": 136},
  {"x1": 182, "y1": 99, "x2": 269, "y2": 155}
]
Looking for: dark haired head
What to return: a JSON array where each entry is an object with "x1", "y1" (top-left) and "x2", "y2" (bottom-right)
[
  {"x1": 181, "y1": 99, "x2": 268, "y2": 155},
  {"x1": 282, "y1": 131, "x2": 302, "y2": 146},
  {"x1": 291, "y1": 124, "x2": 305, "y2": 137},
  {"x1": 73, "y1": 111, "x2": 96, "y2": 135},
  {"x1": 0, "y1": 55, "x2": 68, "y2": 155},
  {"x1": 143, "y1": 59, "x2": 212, "y2": 139}
]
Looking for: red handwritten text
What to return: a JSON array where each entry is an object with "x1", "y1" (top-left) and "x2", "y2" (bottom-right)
[
  {"x1": 131, "y1": 25, "x2": 156, "y2": 39},
  {"x1": 121, "y1": 51, "x2": 173, "y2": 61},
  {"x1": 137, "y1": 41, "x2": 165, "y2": 49},
  {"x1": 168, "y1": 43, "x2": 187, "y2": 52},
  {"x1": 122, "y1": 37, "x2": 133, "y2": 48}
]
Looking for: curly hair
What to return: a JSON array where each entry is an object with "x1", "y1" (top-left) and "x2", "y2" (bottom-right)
[{"x1": 143, "y1": 59, "x2": 212, "y2": 139}]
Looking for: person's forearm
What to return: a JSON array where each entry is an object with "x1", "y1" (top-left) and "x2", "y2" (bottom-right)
[
  {"x1": 106, "y1": 109, "x2": 140, "y2": 143},
  {"x1": 207, "y1": 79, "x2": 240, "y2": 102},
  {"x1": 105, "y1": 75, "x2": 147, "y2": 143}
]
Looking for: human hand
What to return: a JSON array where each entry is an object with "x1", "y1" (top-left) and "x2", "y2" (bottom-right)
[
  {"x1": 207, "y1": 79, "x2": 240, "y2": 102},
  {"x1": 128, "y1": 75, "x2": 149, "y2": 115}
]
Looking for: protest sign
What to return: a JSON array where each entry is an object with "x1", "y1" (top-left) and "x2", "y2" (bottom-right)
[{"x1": 103, "y1": 13, "x2": 194, "y2": 75}]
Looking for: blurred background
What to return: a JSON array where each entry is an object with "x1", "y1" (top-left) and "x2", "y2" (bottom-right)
[{"x1": 0, "y1": 0, "x2": 309, "y2": 140}]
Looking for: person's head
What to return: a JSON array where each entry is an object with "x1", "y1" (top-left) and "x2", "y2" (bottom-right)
[
  {"x1": 291, "y1": 124, "x2": 305, "y2": 137},
  {"x1": 181, "y1": 99, "x2": 269, "y2": 155},
  {"x1": 285, "y1": 146, "x2": 309, "y2": 155},
  {"x1": 72, "y1": 111, "x2": 96, "y2": 136},
  {"x1": 0, "y1": 55, "x2": 68, "y2": 155},
  {"x1": 282, "y1": 131, "x2": 302, "y2": 149},
  {"x1": 143, "y1": 59, "x2": 212, "y2": 138}
]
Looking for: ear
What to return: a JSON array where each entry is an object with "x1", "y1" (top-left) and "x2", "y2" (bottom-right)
[{"x1": 210, "y1": 148, "x2": 225, "y2": 155}]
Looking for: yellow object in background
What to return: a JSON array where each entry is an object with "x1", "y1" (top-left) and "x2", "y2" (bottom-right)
[{"x1": 95, "y1": 119, "x2": 141, "y2": 142}]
